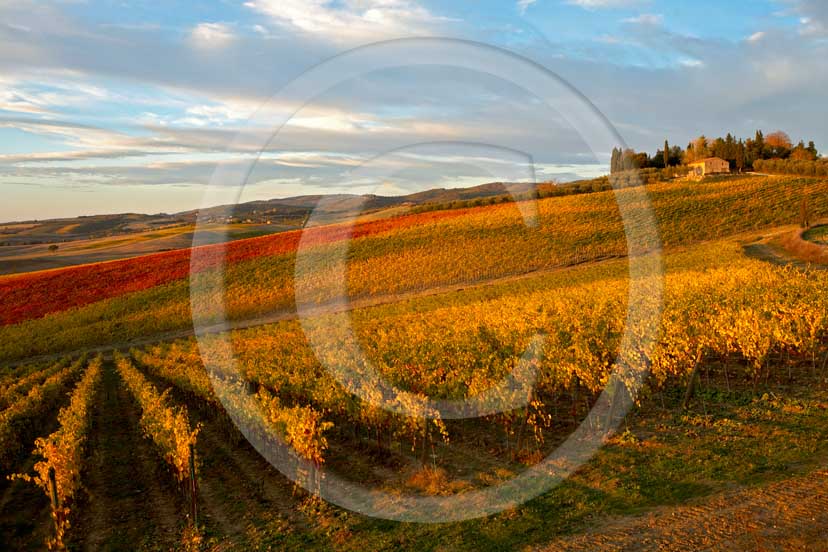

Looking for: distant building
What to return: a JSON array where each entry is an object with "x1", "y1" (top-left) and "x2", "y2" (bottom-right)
[{"x1": 689, "y1": 157, "x2": 730, "y2": 176}]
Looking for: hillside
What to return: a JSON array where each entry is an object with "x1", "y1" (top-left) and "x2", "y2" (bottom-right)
[
  {"x1": 0, "y1": 173, "x2": 822, "y2": 363},
  {"x1": 3, "y1": 173, "x2": 828, "y2": 551},
  {"x1": 0, "y1": 181, "x2": 541, "y2": 244},
  {"x1": 0, "y1": 181, "x2": 543, "y2": 275}
]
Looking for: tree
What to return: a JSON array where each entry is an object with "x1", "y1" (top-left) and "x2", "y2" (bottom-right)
[
  {"x1": 711, "y1": 137, "x2": 727, "y2": 160},
  {"x1": 735, "y1": 139, "x2": 746, "y2": 172},
  {"x1": 807, "y1": 140, "x2": 819, "y2": 158},
  {"x1": 620, "y1": 148, "x2": 635, "y2": 171},
  {"x1": 685, "y1": 136, "x2": 710, "y2": 163},
  {"x1": 800, "y1": 195, "x2": 811, "y2": 229},
  {"x1": 766, "y1": 130, "x2": 793, "y2": 158},
  {"x1": 652, "y1": 149, "x2": 665, "y2": 169},
  {"x1": 695, "y1": 135, "x2": 710, "y2": 158},
  {"x1": 670, "y1": 145, "x2": 683, "y2": 166},
  {"x1": 766, "y1": 130, "x2": 792, "y2": 149},
  {"x1": 612, "y1": 147, "x2": 652, "y2": 172},
  {"x1": 724, "y1": 133, "x2": 736, "y2": 163},
  {"x1": 747, "y1": 130, "x2": 765, "y2": 165},
  {"x1": 684, "y1": 142, "x2": 694, "y2": 164},
  {"x1": 633, "y1": 152, "x2": 649, "y2": 170},
  {"x1": 791, "y1": 141, "x2": 817, "y2": 161},
  {"x1": 634, "y1": 130, "x2": 816, "y2": 176},
  {"x1": 610, "y1": 148, "x2": 621, "y2": 174}
]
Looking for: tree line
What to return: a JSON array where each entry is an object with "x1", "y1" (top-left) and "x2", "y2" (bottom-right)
[
  {"x1": 754, "y1": 157, "x2": 828, "y2": 177},
  {"x1": 611, "y1": 131, "x2": 820, "y2": 174}
]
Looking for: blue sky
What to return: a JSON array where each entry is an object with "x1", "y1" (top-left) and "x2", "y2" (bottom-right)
[{"x1": 1, "y1": 0, "x2": 826, "y2": 221}]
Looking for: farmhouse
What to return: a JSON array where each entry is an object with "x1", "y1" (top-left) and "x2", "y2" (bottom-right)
[{"x1": 689, "y1": 157, "x2": 730, "y2": 176}]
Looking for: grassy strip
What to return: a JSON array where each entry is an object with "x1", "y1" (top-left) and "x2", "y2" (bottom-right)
[{"x1": 234, "y1": 381, "x2": 828, "y2": 551}]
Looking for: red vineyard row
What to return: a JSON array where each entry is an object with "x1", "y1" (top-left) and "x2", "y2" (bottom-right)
[{"x1": 0, "y1": 208, "x2": 473, "y2": 326}]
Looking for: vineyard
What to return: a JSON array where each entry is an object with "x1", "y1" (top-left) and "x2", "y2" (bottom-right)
[
  {"x1": 0, "y1": 173, "x2": 826, "y2": 364},
  {"x1": 124, "y1": 241, "x2": 828, "y2": 482},
  {"x1": 2, "y1": 174, "x2": 828, "y2": 549}
]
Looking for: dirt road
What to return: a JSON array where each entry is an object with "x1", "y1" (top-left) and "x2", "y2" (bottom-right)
[
  {"x1": 542, "y1": 468, "x2": 828, "y2": 551},
  {"x1": 72, "y1": 361, "x2": 186, "y2": 551}
]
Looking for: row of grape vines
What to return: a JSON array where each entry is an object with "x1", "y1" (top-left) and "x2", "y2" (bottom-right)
[
  {"x1": 132, "y1": 348, "x2": 333, "y2": 467},
  {"x1": 3, "y1": 174, "x2": 825, "y2": 366},
  {"x1": 0, "y1": 356, "x2": 86, "y2": 471},
  {"x1": 2, "y1": 354, "x2": 203, "y2": 549},
  {"x1": 132, "y1": 242, "x2": 828, "y2": 470},
  {"x1": 0, "y1": 359, "x2": 69, "y2": 410},
  {"x1": 12, "y1": 356, "x2": 104, "y2": 549},
  {"x1": 113, "y1": 353, "x2": 199, "y2": 484}
]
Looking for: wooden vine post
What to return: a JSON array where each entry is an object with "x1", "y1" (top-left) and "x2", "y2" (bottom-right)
[
  {"x1": 682, "y1": 351, "x2": 704, "y2": 410},
  {"x1": 189, "y1": 443, "x2": 198, "y2": 527},
  {"x1": 48, "y1": 467, "x2": 59, "y2": 510},
  {"x1": 48, "y1": 466, "x2": 62, "y2": 542}
]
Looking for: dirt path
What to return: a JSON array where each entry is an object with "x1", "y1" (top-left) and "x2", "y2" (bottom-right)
[
  {"x1": 742, "y1": 222, "x2": 828, "y2": 272},
  {"x1": 194, "y1": 427, "x2": 302, "y2": 550},
  {"x1": 742, "y1": 241, "x2": 826, "y2": 271},
  {"x1": 540, "y1": 467, "x2": 828, "y2": 552},
  {"x1": 72, "y1": 361, "x2": 186, "y2": 551}
]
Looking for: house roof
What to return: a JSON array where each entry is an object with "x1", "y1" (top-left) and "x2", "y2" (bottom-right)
[{"x1": 689, "y1": 157, "x2": 727, "y2": 165}]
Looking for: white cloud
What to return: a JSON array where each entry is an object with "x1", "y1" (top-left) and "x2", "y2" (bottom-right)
[
  {"x1": 189, "y1": 22, "x2": 236, "y2": 49},
  {"x1": 0, "y1": 75, "x2": 117, "y2": 116},
  {"x1": 623, "y1": 14, "x2": 663, "y2": 26},
  {"x1": 779, "y1": 1, "x2": 828, "y2": 36},
  {"x1": 181, "y1": 103, "x2": 251, "y2": 125},
  {"x1": 0, "y1": 90, "x2": 53, "y2": 115},
  {"x1": 242, "y1": 0, "x2": 446, "y2": 42},
  {"x1": 517, "y1": 0, "x2": 537, "y2": 15},
  {"x1": 799, "y1": 17, "x2": 825, "y2": 35},
  {"x1": 4, "y1": 0, "x2": 828, "y2": 217},
  {"x1": 567, "y1": 0, "x2": 642, "y2": 8},
  {"x1": 596, "y1": 34, "x2": 623, "y2": 44},
  {"x1": 679, "y1": 58, "x2": 704, "y2": 68},
  {"x1": 0, "y1": 118, "x2": 136, "y2": 151}
]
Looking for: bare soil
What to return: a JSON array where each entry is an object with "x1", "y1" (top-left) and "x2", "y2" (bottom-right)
[{"x1": 70, "y1": 361, "x2": 186, "y2": 551}]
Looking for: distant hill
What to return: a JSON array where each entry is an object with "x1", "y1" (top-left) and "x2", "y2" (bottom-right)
[{"x1": 0, "y1": 182, "x2": 541, "y2": 246}]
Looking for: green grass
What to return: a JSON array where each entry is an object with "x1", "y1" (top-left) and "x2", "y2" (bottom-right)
[
  {"x1": 803, "y1": 224, "x2": 828, "y2": 245},
  {"x1": 230, "y1": 378, "x2": 828, "y2": 551}
]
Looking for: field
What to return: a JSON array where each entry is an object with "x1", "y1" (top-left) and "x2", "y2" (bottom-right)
[
  {"x1": 2, "y1": 174, "x2": 828, "y2": 550},
  {"x1": 1, "y1": 174, "x2": 825, "y2": 359},
  {"x1": 0, "y1": 223, "x2": 292, "y2": 276}
]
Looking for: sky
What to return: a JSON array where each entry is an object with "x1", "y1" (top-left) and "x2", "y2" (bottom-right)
[{"x1": 1, "y1": 0, "x2": 826, "y2": 222}]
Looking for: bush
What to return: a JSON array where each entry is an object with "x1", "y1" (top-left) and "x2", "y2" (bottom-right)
[{"x1": 754, "y1": 157, "x2": 828, "y2": 176}]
